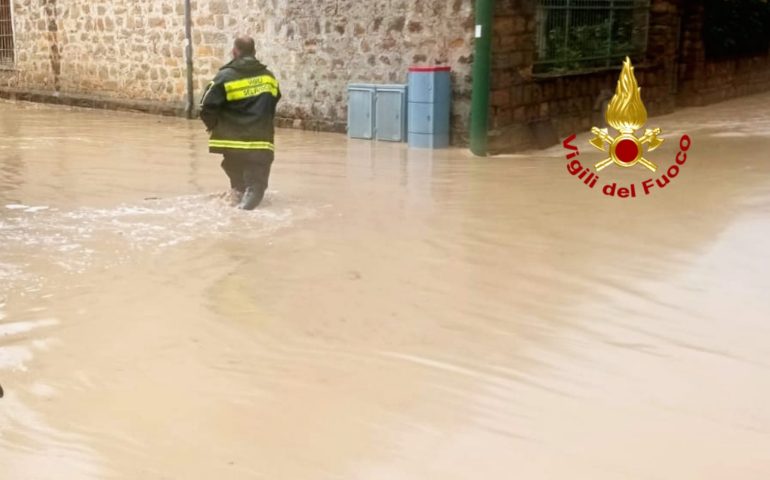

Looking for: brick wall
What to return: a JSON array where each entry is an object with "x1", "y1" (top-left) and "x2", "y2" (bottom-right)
[
  {"x1": 676, "y1": 1, "x2": 770, "y2": 107},
  {"x1": 488, "y1": 0, "x2": 681, "y2": 153},
  {"x1": 487, "y1": 0, "x2": 770, "y2": 153},
  {"x1": 0, "y1": 0, "x2": 475, "y2": 138}
]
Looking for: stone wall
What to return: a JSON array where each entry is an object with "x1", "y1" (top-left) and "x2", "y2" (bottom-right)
[
  {"x1": 3, "y1": 0, "x2": 770, "y2": 151},
  {"x1": 0, "y1": 1, "x2": 190, "y2": 104},
  {"x1": 0, "y1": 0, "x2": 475, "y2": 139}
]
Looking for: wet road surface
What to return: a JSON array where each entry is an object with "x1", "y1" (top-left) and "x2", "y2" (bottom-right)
[{"x1": 1, "y1": 94, "x2": 770, "y2": 479}]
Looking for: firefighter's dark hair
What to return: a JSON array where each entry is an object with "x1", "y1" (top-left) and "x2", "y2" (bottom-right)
[{"x1": 234, "y1": 35, "x2": 256, "y2": 57}]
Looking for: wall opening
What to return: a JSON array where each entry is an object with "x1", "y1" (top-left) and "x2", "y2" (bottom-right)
[
  {"x1": 534, "y1": 0, "x2": 650, "y2": 75},
  {"x1": 0, "y1": 0, "x2": 14, "y2": 67},
  {"x1": 702, "y1": 0, "x2": 770, "y2": 59}
]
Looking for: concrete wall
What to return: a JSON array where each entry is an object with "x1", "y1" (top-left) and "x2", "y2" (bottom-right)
[{"x1": 0, "y1": 0, "x2": 475, "y2": 138}]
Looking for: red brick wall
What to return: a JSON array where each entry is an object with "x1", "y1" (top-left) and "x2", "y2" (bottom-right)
[
  {"x1": 488, "y1": 0, "x2": 682, "y2": 153},
  {"x1": 487, "y1": 0, "x2": 770, "y2": 153},
  {"x1": 676, "y1": 1, "x2": 770, "y2": 107}
]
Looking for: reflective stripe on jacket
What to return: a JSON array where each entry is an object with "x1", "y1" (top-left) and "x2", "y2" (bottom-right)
[{"x1": 200, "y1": 56, "x2": 281, "y2": 155}]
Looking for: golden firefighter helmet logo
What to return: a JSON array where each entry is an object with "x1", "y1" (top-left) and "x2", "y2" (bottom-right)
[{"x1": 590, "y1": 57, "x2": 664, "y2": 172}]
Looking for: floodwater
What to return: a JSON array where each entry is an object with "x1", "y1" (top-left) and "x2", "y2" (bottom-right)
[{"x1": 1, "y1": 92, "x2": 769, "y2": 480}]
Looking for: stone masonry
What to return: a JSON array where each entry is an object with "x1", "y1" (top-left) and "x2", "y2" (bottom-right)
[
  {"x1": 0, "y1": 0, "x2": 475, "y2": 139},
  {"x1": 1, "y1": 0, "x2": 769, "y2": 151}
]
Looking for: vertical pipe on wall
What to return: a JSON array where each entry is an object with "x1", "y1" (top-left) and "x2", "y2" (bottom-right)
[
  {"x1": 469, "y1": 0, "x2": 495, "y2": 156},
  {"x1": 184, "y1": 0, "x2": 194, "y2": 119}
]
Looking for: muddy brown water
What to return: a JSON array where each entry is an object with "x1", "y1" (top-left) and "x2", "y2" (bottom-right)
[{"x1": 1, "y1": 94, "x2": 770, "y2": 479}]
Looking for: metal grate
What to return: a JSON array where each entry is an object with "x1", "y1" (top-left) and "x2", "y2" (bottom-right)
[
  {"x1": 535, "y1": 0, "x2": 651, "y2": 75},
  {"x1": 0, "y1": 0, "x2": 14, "y2": 67}
]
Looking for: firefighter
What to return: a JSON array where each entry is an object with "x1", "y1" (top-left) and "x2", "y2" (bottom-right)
[{"x1": 200, "y1": 35, "x2": 281, "y2": 210}]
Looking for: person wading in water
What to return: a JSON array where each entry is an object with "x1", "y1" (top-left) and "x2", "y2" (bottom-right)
[{"x1": 200, "y1": 35, "x2": 281, "y2": 210}]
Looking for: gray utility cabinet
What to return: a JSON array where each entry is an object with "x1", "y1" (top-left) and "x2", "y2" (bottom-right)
[
  {"x1": 347, "y1": 83, "x2": 408, "y2": 142},
  {"x1": 347, "y1": 84, "x2": 376, "y2": 140},
  {"x1": 407, "y1": 66, "x2": 451, "y2": 149},
  {"x1": 375, "y1": 85, "x2": 408, "y2": 142}
]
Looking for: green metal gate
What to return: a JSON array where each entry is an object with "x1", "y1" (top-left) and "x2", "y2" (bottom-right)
[
  {"x1": 534, "y1": 0, "x2": 651, "y2": 75},
  {"x1": 0, "y1": 0, "x2": 14, "y2": 67}
]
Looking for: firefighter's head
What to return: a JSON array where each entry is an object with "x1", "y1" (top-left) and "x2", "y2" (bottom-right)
[{"x1": 233, "y1": 35, "x2": 256, "y2": 59}]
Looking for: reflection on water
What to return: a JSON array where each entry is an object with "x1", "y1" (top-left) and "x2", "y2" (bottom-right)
[
  {"x1": 1, "y1": 95, "x2": 770, "y2": 479},
  {"x1": 0, "y1": 195, "x2": 314, "y2": 294}
]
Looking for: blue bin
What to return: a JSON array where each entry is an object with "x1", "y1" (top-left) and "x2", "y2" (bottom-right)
[
  {"x1": 408, "y1": 69, "x2": 452, "y2": 104},
  {"x1": 375, "y1": 84, "x2": 408, "y2": 142},
  {"x1": 347, "y1": 84, "x2": 376, "y2": 139},
  {"x1": 407, "y1": 66, "x2": 451, "y2": 149},
  {"x1": 408, "y1": 102, "x2": 450, "y2": 135}
]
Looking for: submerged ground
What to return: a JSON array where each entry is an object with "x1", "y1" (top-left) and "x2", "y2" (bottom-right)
[{"x1": 1, "y1": 93, "x2": 769, "y2": 479}]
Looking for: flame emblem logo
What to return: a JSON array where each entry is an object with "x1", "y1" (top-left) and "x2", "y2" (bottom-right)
[{"x1": 590, "y1": 57, "x2": 663, "y2": 172}]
